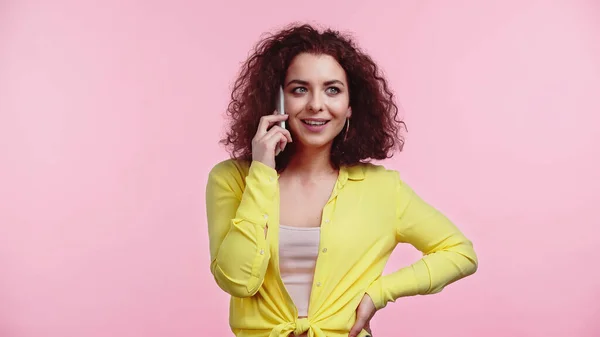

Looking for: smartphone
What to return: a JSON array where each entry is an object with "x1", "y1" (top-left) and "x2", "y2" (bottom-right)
[
  {"x1": 275, "y1": 85, "x2": 286, "y2": 129},
  {"x1": 274, "y1": 86, "x2": 286, "y2": 156}
]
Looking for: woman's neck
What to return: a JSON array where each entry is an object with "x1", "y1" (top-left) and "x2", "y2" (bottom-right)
[{"x1": 283, "y1": 145, "x2": 337, "y2": 180}]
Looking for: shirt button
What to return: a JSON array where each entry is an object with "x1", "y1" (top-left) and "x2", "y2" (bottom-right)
[
  {"x1": 324, "y1": 219, "x2": 330, "y2": 223},
  {"x1": 322, "y1": 248, "x2": 327, "y2": 253},
  {"x1": 260, "y1": 249, "x2": 265, "y2": 255},
  {"x1": 269, "y1": 177, "x2": 274, "y2": 182},
  {"x1": 263, "y1": 214, "x2": 268, "y2": 220},
  {"x1": 316, "y1": 282, "x2": 321, "y2": 287}
]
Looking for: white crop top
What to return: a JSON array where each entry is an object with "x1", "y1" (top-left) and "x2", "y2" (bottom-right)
[{"x1": 278, "y1": 225, "x2": 321, "y2": 318}]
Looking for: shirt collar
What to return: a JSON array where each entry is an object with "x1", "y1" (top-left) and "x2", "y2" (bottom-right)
[{"x1": 339, "y1": 164, "x2": 365, "y2": 186}]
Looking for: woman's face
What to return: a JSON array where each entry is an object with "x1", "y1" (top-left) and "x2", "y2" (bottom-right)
[{"x1": 283, "y1": 53, "x2": 351, "y2": 150}]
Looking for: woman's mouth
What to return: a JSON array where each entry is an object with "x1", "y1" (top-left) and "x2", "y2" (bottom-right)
[
  {"x1": 300, "y1": 119, "x2": 330, "y2": 132},
  {"x1": 302, "y1": 120, "x2": 328, "y2": 126}
]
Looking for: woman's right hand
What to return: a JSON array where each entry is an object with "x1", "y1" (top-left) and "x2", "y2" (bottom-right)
[{"x1": 252, "y1": 113, "x2": 292, "y2": 169}]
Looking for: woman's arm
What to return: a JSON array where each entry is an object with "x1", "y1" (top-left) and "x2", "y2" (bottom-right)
[
  {"x1": 366, "y1": 172, "x2": 478, "y2": 310},
  {"x1": 205, "y1": 160, "x2": 278, "y2": 297}
]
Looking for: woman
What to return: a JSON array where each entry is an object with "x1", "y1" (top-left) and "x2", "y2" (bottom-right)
[{"x1": 206, "y1": 23, "x2": 478, "y2": 337}]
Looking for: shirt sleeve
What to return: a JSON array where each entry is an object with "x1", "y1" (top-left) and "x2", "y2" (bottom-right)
[
  {"x1": 205, "y1": 160, "x2": 278, "y2": 297},
  {"x1": 366, "y1": 172, "x2": 478, "y2": 310}
]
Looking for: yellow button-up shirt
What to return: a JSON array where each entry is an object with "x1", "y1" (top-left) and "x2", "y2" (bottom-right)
[{"x1": 206, "y1": 159, "x2": 478, "y2": 337}]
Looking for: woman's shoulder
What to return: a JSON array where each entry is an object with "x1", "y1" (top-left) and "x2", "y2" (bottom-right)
[
  {"x1": 351, "y1": 162, "x2": 410, "y2": 200},
  {"x1": 208, "y1": 158, "x2": 252, "y2": 180},
  {"x1": 353, "y1": 162, "x2": 402, "y2": 182}
]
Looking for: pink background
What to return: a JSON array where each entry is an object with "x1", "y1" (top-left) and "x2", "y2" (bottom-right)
[{"x1": 1, "y1": 1, "x2": 599, "y2": 336}]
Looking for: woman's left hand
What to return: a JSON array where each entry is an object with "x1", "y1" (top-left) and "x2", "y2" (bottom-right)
[{"x1": 348, "y1": 294, "x2": 377, "y2": 337}]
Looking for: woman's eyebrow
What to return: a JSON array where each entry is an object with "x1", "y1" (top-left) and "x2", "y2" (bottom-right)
[
  {"x1": 324, "y1": 80, "x2": 345, "y2": 87},
  {"x1": 285, "y1": 79, "x2": 345, "y2": 87}
]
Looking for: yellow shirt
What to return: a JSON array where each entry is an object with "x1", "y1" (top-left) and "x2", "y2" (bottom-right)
[{"x1": 206, "y1": 159, "x2": 478, "y2": 337}]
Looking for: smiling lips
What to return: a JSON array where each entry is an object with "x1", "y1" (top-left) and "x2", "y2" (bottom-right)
[{"x1": 300, "y1": 118, "x2": 330, "y2": 132}]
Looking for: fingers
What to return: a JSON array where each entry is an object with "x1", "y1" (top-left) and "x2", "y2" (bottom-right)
[
  {"x1": 349, "y1": 294, "x2": 377, "y2": 337},
  {"x1": 348, "y1": 314, "x2": 369, "y2": 337},
  {"x1": 256, "y1": 112, "x2": 288, "y2": 137},
  {"x1": 264, "y1": 128, "x2": 290, "y2": 155},
  {"x1": 263, "y1": 125, "x2": 292, "y2": 154},
  {"x1": 264, "y1": 125, "x2": 292, "y2": 143},
  {"x1": 250, "y1": 113, "x2": 292, "y2": 168}
]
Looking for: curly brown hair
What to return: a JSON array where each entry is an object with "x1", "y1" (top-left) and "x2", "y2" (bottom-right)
[{"x1": 220, "y1": 23, "x2": 406, "y2": 170}]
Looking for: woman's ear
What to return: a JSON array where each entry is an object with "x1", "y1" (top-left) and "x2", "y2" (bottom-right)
[{"x1": 347, "y1": 107, "x2": 352, "y2": 118}]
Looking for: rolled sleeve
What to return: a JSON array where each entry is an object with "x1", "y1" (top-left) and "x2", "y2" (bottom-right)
[
  {"x1": 206, "y1": 160, "x2": 279, "y2": 297},
  {"x1": 369, "y1": 172, "x2": 478, "y2": 308}
]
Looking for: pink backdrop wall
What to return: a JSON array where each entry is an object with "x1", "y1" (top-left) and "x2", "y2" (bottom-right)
[{"x1": 1, "y1": 1, "x2": 599, "y2": 336}]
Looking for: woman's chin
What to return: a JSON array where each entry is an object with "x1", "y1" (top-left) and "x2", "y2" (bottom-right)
[{"x1": 294, "y1": 136, "x2": 336, "y2": 150}]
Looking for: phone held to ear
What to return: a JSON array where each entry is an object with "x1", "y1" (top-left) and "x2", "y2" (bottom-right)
[
  {"x1": 273, "y1": 86, "x2": 286, "y2": 156},
  {"x1": 275, "y1": 85, "x2": 286, "y2": 129}
]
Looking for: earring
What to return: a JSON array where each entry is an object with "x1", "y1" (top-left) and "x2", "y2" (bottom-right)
[{"x1": 344, "y1": 118, "x2": 350, "y2": 141}]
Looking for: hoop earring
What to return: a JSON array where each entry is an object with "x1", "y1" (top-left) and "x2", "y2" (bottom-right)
[{"x1": 344, "y1": 118, "x2": 350, "y2": 141}]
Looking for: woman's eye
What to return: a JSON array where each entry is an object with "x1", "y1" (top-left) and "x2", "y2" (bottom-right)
[
  {"x1": 292, "y1": 87, "x2": 307, "y2": 94},
  {"x1": 326, "y1": 87, "x2": 341, "y2": 94}
]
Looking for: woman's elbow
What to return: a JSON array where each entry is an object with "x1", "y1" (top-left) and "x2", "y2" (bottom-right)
[
  {"x1": 211, "y1": 263, "x2": 262, "y2": 298},
  {"x1": 463, "y1": 243, "x2": 479, "y2": 276},
  {"x1": 215, "y1": 279, "x2": 260, "y2": 298}
]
